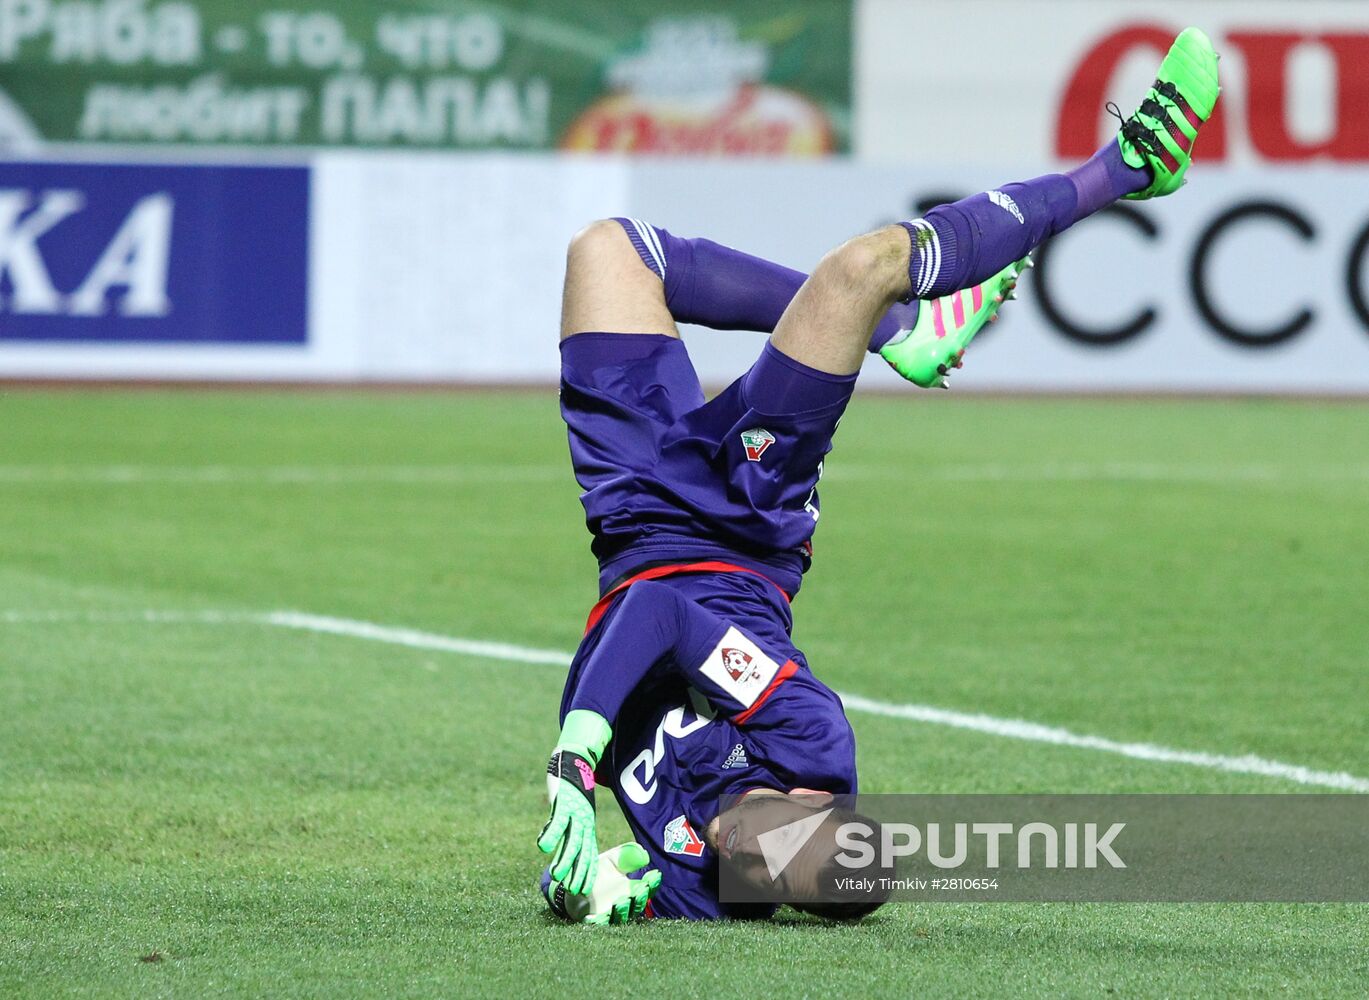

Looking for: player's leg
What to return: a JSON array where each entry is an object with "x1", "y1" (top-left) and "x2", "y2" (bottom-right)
[
  {"x1": 561, "y1": 218, "x2": 680, "y2": 339},
  {"x1": 772, "y1": 26, "x2": 1220, "y2": 380},
  {"x1": 606, "y1": 217, "x2": 916, "y2": 353},
  {"x1": 768, "y1": 226, "x2": 915, "y2": 376},
  {"x1": 604, "y1": 124, "x2": 1156, "y2": 382},
  {"x1": 766, "y1": 179, "x2": 1061, "y2": 378},
  {"x1": 604, "y1": 216, "x2": 1017, "y2": 389},
  {"x1": 900, "y1": 28, "x2": 1219, "y2": 303},
  {"x1": 559, "y1": 221, "x2": 707, "y2": 520}
]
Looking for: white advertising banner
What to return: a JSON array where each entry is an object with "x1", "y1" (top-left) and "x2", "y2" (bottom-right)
[
  {"x1": 639, "y1": 160, "x2": 1369, "y2": 393},
  {"x1": 0, "y1": 153, "x2": 627, "y2": 381},
  {"x1": 856, "y1": 0, "x2": 1369, "y2": 169},
  {"x1": 2, "y1": 153, "x2": 1368, "y2": 392}
]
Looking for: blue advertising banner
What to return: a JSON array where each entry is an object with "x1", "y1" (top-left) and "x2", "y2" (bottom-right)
[{"x1": 0, "y1": 161, "x2": 308, "y2": 343}]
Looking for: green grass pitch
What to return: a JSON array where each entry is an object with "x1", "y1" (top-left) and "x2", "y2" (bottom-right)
[{"x1": 1, "y1": 388, "x2": 1366, "y2": 997}]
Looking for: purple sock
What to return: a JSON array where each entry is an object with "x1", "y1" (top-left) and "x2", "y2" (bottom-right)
[
  {"x1": 902, "y1": 143, "x2": 1151, "y2": 300},
  {"x1": 1067, "y1": 140, "x2": 1152, "y2": 219},
  {"x1": 613, "y1": 217, "x2": 911, "y2": 352}
]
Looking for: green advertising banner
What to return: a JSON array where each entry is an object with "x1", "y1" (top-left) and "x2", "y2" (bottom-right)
[{"x1": 0, "y1": 1, "x2": 851, "y2": 154}]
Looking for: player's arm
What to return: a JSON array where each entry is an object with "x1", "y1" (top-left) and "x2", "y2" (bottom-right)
[
  {"x1": 539, "y1": 580, "x2": 800, "y2": 897},
  {"x1": 566, "y1": 580, "x2": 797, "y2": 729},
  {"x1": 536, "y1": 708, "x2": 611, "y2": 895},
  {"x1": 537, "y1": 716, "x2": 663, "y2": 922}
]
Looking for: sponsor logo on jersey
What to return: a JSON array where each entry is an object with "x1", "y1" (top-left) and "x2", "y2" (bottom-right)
[
  {"x1": 700, "y1": 627, "x2": 781, "y2": 708},
  {"x1": 740, "y1": 427, "x2": 775, "y2": 462},
  {"x1": 721, "y1": 743, "x2": 750, "y2": 770},
  {"x1": 664, "y1": 814, "x2": 705, "y2": 857}
]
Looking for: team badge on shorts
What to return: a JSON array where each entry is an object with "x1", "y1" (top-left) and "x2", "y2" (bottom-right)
[
  {"x1": 664, "y1": 815, "x2": 705, "y2": 857},
  {"x1": 740, "y1": 428, "x2": 775, "y2": 462}
]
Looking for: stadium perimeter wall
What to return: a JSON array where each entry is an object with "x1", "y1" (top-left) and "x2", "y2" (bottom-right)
[{"x1": 2, "y1": 0, "x2": 1369, "y2": 392}]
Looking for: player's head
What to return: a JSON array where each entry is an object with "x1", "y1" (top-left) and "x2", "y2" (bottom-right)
[{"x1": 714, "y1": 789, "x2": 892, "y2": 921}]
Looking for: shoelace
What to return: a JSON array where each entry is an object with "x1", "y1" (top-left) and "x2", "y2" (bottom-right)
[{"x1": 1106, "y1": 100, "x2": 1166, "y2": 164}]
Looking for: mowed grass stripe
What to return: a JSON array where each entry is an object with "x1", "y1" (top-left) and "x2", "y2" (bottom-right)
[
  {"x1": 3, "y1": 463, "x2": 1369, "y2": 485},
  {"x1": 5, "y1": 607, "x2": 1366, "y2": 793}
]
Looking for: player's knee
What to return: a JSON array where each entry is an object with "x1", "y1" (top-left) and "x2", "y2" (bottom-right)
[
  {"x1": 566, "y1": 219, "x2": 631, "y2": 271},
  {"x1": 819, "y1": 238, "x2": 877, "y2": 287},
  {"x1": 815, "y1": 228, "x2": 907, "y2": 300}
]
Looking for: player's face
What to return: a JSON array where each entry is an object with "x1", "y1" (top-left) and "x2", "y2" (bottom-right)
[{"x1": 716, "y1": 790, "x2": 835, "y2": 901}]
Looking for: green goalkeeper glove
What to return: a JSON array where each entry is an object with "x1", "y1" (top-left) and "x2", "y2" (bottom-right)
[
  {"x1": 543, "y1": 843, "x2": 662, "y2": 925},
  {"x1": 536, "y1": 709, "x2": 612, "y2": 895}
]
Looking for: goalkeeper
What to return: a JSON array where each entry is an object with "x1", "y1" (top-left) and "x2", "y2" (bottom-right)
[{"x1": 537, "y1": 30, "x2": 1219, "y2": 922}]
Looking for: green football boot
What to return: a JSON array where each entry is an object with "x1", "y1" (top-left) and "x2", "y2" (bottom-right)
[
  {"x1": 1118, "y1": 27, "x2": 1221, "y2": 200},
  {"x1": 880, "y1": 257, "x2": 1030, "y2": 388}
]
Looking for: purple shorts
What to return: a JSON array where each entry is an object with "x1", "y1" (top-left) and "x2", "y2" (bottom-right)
[{"x1": 560, "y1": 334, "x2": 857, "y2": 599}]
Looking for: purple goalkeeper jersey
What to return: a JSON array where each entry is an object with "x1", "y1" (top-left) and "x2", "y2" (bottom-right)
[
  {"x1": 601, "y1": 662, "x2": 858, "y2": 918},
  {"x1": 567, "y1": 569, "x2": 858, "y2": 920}
]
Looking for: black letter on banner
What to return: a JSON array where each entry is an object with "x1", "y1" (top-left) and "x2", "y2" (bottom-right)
[
  {"x1": 1190, "y1": 201, "x2": 1315, "y2": 347},
  {"x1": 1034, "y1": 205, "x2": 1158, "y2": 345},
  {"x1": 1346, "y1": 218, "x2": 1369, "y2": 334}
]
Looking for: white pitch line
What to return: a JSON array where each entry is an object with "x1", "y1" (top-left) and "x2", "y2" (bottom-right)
[
  {"x1": 834, "y1": 694, "x2": 1369, "y2": 793},
  {"x1": 4, "y1": 607, "x2": 1367, "y2": 793},
  {"x1": 262, "y1": 611, "x2": 574, "y2": 667},
  {"x1": 0, "y1": 608, "x2": 575, "y2": 665}
]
